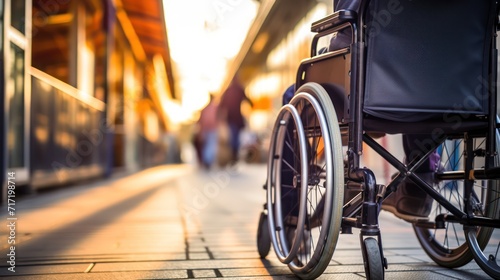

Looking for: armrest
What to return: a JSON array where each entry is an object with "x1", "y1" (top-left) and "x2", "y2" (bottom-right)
[{"x1": 311, "y1": 10, "x2": 357, "y2": 33}]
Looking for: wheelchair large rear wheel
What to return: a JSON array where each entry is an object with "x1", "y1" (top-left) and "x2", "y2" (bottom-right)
[
  {"x1": 465, "y1": 128, "x2": 500, "y2": 279},
  {"x1": 413, "y1": 133, "x2": 500, "y2": 271},
  {"x1": 266, "y1": 83, "x2": 344, "y2": 279}
]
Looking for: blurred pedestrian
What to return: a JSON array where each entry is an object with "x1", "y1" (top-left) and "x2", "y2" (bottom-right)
[
  {"x1": 196, "y1": 94, "x2": 219, "y2": 169},
  {"x1": 219, "y1": 76, "x2": 253, "y2": 165}
]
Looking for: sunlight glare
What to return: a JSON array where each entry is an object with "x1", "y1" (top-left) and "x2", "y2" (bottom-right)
[{"x1": 163, "y1": 0, "x2": 259, "y2": 124}]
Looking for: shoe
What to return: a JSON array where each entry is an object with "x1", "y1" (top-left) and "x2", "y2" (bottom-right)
[{"x1": 381, "y1": 172, "x2": 434, "y2": 223}]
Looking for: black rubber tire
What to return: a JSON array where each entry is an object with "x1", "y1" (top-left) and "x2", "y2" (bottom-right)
[
  {"x1": 257, "y1": 212, "x2": 271, "y2": 258},
  {"x1": 362, "y1": 237, "x2": 384, "y2": 280}
]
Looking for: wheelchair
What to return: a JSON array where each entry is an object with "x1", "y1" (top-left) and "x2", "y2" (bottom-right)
[{"x1": 256, "y1": 0, "x2": 500, "y2": 279}]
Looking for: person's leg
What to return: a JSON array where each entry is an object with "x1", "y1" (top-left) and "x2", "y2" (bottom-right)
[
  {"x1": 202, "y1": 130, "x2": 218, "y2": 168},
  {"x1": 403, "y1": 134, "x2": 440, "y2": 173},
  {"x1": 193, "y1": 133, "x2": 203, "y2": 167},
  {"x1": 282, "y1": 84, "x2": 295, "y2": 104},
  {"x1": 383, "y1": 134, "x2": 438, "y2": 222},
  {"x1": 227, "y1": 123, "x2": 240, "y2": 163}
]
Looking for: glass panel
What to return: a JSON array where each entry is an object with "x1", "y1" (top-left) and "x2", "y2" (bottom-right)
[
  {"x1": 7, "y1": 42, "x2": 25, "y2": 168},
  {"x1": 10, "y1": 0, "x2": 25, "y2": 34},
  {"x1": 0, "y1": 0, "x2": 3, "y2": 51},
  {"x1": 31, "y1": 1, "x2": 71, "y2": 83}
]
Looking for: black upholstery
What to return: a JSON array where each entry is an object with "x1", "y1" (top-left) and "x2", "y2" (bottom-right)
[{"x1": 363, "y1": 0, "x2": 495, "y2": 122}]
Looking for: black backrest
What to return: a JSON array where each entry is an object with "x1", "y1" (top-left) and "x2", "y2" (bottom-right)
[{"x1": 363, "y1": 0, "x2": 495, "y2": 122}]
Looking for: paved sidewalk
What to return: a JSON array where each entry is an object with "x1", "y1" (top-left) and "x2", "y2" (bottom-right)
[{"x1": 0, "y1": 163, "x2": 493, "y2": 279}]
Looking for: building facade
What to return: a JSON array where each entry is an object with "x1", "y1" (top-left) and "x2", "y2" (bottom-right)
[{"x1": 1, "y1": 0, "x2": 178, "y2": 200}]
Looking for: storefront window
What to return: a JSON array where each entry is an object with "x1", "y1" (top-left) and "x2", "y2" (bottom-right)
[
  {"x1": 7, "y1": 43, "x2": 25, "y2": 168},
  {"x1": 31, "y1": 2, "x2": 71, "y2": 83},
  {"x1": 10, "y1": 0, "x2": 25, "y2": 34}
]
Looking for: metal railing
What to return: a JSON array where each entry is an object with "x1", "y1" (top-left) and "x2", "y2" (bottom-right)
[{"x1": 30, "y1": 67, "x2": 107, "y2": 188}]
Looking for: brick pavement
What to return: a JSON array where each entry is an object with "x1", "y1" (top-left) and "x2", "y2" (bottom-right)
[{"x1": 0, "y1": 163, "x2": 493, "y2": 279}]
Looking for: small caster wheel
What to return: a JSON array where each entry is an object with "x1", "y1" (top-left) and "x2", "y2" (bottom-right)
[
  {"x1": 257, "y1": 212, "x2": 271, "y2": 258},
  {"x1": 362, "y1": 237, "x2": 384, "y2": 280}
]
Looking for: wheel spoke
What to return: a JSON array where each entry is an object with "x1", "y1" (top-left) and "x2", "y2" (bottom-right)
[{"x1": 413, "y1": 134, "x2": 500, "y2": 277}]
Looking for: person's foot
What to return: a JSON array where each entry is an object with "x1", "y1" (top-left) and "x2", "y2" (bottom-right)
[{"x1": 381, "y1": 173, "x2": 435, "y2": 223}]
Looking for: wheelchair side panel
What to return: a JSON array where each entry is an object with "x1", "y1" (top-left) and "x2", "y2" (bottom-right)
[{"x1": 296, "y1": 50, "x2": 351, "y2": 124}]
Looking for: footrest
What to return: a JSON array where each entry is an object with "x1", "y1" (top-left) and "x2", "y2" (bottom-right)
[
  {"x1": 485, "y1": 167, "x2": 500, "y2": 177},
  {"x1": 472, "y1": 167, "x2": 500, "y2": 179}
]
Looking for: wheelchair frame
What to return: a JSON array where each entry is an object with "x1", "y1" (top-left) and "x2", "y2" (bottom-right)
[{"x1": 258, "y1": 1, "x2": 500, "y2": 279}]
